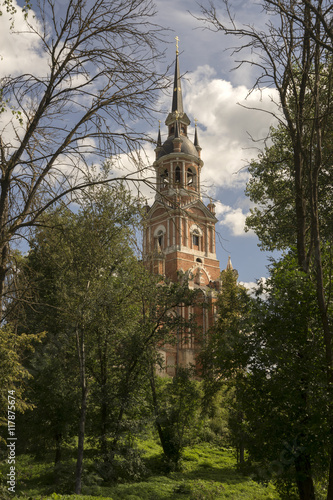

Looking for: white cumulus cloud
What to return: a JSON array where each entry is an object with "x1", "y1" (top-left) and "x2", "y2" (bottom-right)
[
  {"x1": 214, "y1": 201, "x2": 254, "y2": 237},
  {"x1": 0, "y1": 1, "x2": 47, "y2": 78},
  {"x1": 183, "y1": 65, "x2": 279, "y2": 190}
]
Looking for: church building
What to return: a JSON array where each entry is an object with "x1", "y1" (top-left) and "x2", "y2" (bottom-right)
[{"x1": 143, "y1": 45, "x2": 230, "y2": 376}]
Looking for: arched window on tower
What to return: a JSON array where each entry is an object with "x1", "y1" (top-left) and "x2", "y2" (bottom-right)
[
  {"x1": 175, "y1": 166, "x2": 181, "y2": 184},
  {"x1": 157, "y1": 230, "x2": 164, "y2": 248},
  {"x1": 192, "y1": 230, "x2": 200, "y2": 248},
  {"x1": 160, "y1": 169, "x2": 169, "y2": 189},
  {"x1": 190, "y1": 224, "x2": 203, "y2": 251},
  {"x1": 187, "y1": 167, "x2": 196, "y2": 188},
  {"x1": 154, "y1": 226, "x2": 166, "y2": 251}
]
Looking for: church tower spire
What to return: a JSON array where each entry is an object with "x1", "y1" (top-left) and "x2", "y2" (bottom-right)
[{"x1": 172, "y1": 38, "x2": 183, "y2": 114}]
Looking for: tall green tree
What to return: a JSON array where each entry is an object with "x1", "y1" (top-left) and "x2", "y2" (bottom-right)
[
  {"x1": 200, "y1": 269, "x2": 252, "y2": 465},
  {"x1": 245, "y1": 124, "x2": 332, "y2": 252},
  {"x1": 146, "y1": 287, "x2": 203, "y2": 470},
  {"x1": 198, "y1": 1, "x2": 333, "y2": 496},
  {"x1": 238, "y1": 255, "x2": 330, "y2": 498},
  {"x1": 243, "y1": 72, "x2": 333, "y2": 499},
  {"x1": 202, "y1": 256, "x2": 332, "y2": 496},
  {"x1": 149, "y1": 366, "x2": 202, "y2": 471},
  {"x1": 84, "y1": 264, "x2": 200, "y2": 465},
  {"x1": 18, "y1": 182, "x2": 143, "y2": 492}
]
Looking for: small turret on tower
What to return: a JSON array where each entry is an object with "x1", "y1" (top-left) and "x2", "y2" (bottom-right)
[
  {"x1": 194, "y1": 119, "x2": 202, "y2": 158},
  {"x1": 155, "y1": 121, "x2": 163, "y2": 160},
  {"x1": 157, "y1": 122, "x2": 162, "y2": 147},
  {"x1": 223, "y1": 256, "x2": 239, "y2": 280},
  {"x1": 226, "y1": 255, "x2": 233, "y2": 271}
]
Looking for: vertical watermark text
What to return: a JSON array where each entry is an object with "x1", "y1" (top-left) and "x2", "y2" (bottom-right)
[{"x1": 7, "y1": 390, "x2": 16, "y2": 494}]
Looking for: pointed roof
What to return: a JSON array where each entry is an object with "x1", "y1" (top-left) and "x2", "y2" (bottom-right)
[
  {"x1": 172, "y1": 51, "x2": 183, "y2": 114},
  {"x1": 157, "y1": 124, "x2": 162, "y2": 147},
  {"x1": 165, "y1": 44, "x2": 190, "y2": 128},
  {"x1": 194, "y1": 122, "x2": 200, "y2": 148},
  {"x1": 226, "y1": 256, "x2": 233, "y2": 271}
]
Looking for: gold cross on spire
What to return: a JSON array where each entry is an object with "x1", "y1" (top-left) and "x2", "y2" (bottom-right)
[
  {"x1": 194, "y1": 118, "x2": 198, "y2": 127},
  {"x1": 175, "y1": 36, "x2": 179, "y2": 55}
]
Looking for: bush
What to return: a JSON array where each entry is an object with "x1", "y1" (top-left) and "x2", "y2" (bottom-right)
[
  {"x1": 173, "y1": 479, "x2": 224, "y2": 499},
  {"x1": 153, "y1": 369, "x2": 202, "y2": 469},
  {"x1": 95, "y1": 444, "x2": 148, "y2": 484}
]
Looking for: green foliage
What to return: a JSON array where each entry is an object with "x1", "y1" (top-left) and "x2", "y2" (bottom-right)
[
  {"x1": 200, "y1": 253, "x2": 332, "y2": 495},
  {"x1": 151, "y1": 370, "x2": 202, "y2": 470},
  {"x1": 14, "y1": 182, "x2": 205, "y2": 492},
  {"x1": 200, "y1": 271, "x2": 252, "y2": 465},
  {"x1": 245, "y1": 62, "x2": 333, "y2": 252},
  {"x1": 94, "y1": 442, "x2": 149, "y2": 484},
  {"x1": 243, "y1": 255, "x2": 330, "y2": 459},
  {"x1": 0, "y1": 325, "x2": 45, "y2": 438},
  {"x1": 16, "y1": 329, "x2": 79, "y2": 457},
  {"x1": 0, "y1": 0, "x2": 17, "y2": 17},
  {"x1": 223, "y1": 253, "x2": 330, "y2": 493},
  {"x1": 173, "y1": 478, "x2": 224, "y2": 499},
  {"x1": 245, "y1": 125, "x2": 297, "y2": 251},
  {"x1": 242, "y1": 43, "x2": 333, "y2": 496},
  {"x1": 1, "y1": 441, "x2": 280, "y2": 499},
  {"x1": 13, "y1": 183, "x2": 157, "y2": 493},
  {"x1": 201, "y1": 269, "x2": 252, "y2": 383}
]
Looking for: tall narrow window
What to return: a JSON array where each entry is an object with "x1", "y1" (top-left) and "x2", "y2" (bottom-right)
[
  {"x1": 175, "y1": 166, "x2": 181, "y2": 183},
  {"x1": 160, "y1": 169, "x2": 168, "y2": 189},
  {"x1": 157, "y1": 230, "x2": 164, "y2": 249},
  {"x1": 190, "y1": 225, "x2": 202, "y2": 251},
  {"x1": 154, "y1": 226, "x2": 166, "y2": 251},
  {"x1": 187, "y1": 167, "x2": 194, "y2": 186}
]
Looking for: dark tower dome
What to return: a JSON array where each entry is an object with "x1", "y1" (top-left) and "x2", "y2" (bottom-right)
[{"x1": 157, "y1": 135, "x2": 200, "y2": 159}]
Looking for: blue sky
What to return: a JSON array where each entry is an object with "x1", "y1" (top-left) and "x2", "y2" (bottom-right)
[{"x1": 0, "y1": 0, "x2": 283, "y2": 286}]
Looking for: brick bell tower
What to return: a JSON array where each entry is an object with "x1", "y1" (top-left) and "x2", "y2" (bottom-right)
[{"x1": 143, "y1": 44, "x2": 222, "y2": 376}]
